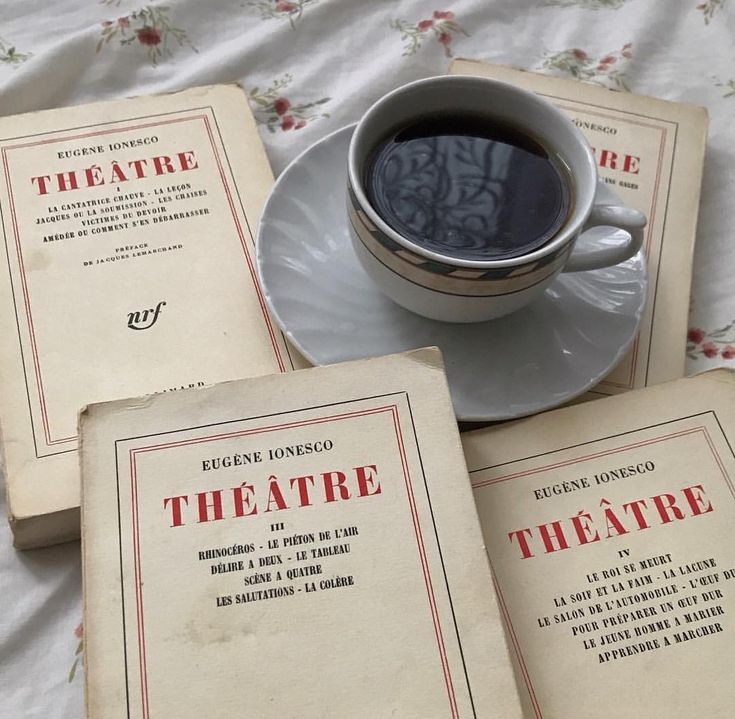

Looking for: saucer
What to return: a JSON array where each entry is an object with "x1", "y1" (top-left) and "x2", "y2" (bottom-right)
[{"x1": 256, "y1": 124, "x2": 647, "y2": 422}]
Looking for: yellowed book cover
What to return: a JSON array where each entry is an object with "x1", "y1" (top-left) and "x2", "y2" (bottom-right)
[
  {"x1": 463, "y1": 369, "x2": 735, "y2": 718},
  {"x1": 449, "y1": 59, "x2": 708, "y2": 397},
  {"x1": 0, "y1": 84, "x2": 302, "y2": 549},
  {"x1": 80, "y1": 348, "x2": 522, "y2": 718}
]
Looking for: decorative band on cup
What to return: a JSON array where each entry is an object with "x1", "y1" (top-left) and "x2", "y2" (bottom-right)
[{"x1": 347, "y1": 188, "x2": 570, "y2": 298}]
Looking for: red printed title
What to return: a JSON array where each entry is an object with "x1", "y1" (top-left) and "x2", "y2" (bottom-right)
[
  {"x1": 508, "y1": 484, "x2": 713, "y2": 560},
  {"x1": 163, "y1": 464, "x2": 382, "y2": 528},
  {"x1": 30, "y1": 149, "x2": 199, "y2": 195}
]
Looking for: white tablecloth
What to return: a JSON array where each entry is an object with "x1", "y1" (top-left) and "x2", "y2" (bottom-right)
[{"x1": 1, "y1": 0, "x2": 733, "y2": 715}]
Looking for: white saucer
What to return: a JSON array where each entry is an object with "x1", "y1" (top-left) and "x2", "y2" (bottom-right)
[{"x1": 256, "y1": 124, "x2": 647, "y2": 422}]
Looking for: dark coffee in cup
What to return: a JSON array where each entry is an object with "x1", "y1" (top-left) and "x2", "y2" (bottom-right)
[{"x1": 365, "y1": 113, "x2": 572, "y2": 261}]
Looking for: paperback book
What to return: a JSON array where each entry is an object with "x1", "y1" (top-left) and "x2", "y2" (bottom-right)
[
  {"x1": 464, "y1": 369, "x2": 735, "y2": 718},
  {"x1": 450, "y1": 59, "x2": 708, "y2": 396},
  {"x1": 0, "y1": 84, "x2": 302, "y2": 548},
  {"x1": 80, "y1": 349, "x2": 521, "y2": 718}
]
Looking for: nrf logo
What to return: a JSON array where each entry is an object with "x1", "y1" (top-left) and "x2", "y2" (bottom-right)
[{"x1": 127, "y1": 301, "x2": 166, "y2": 331}]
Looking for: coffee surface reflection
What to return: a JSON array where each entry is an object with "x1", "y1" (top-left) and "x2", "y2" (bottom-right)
[{"x1": 366, "y1": 114, "x2": 571, "y2": 261}]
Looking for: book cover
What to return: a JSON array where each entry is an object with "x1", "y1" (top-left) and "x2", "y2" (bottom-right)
[
  {"x1": 463, "y1": 369, "x2": 735, "y2": 718},
  {"x1": 449, "y1": 59, "x2": 708, "y2": 396},
  {"x1": 0, "y1": 84, "x2": 302, "y2": 548},
  {"x1": 80, "y1": 348, "x2": 521, "y2": 718}
]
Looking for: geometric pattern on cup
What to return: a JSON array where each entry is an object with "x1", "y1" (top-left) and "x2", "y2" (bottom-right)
[
  {"x1": 348, "y1": 195, "x2": 569, "y2": 298},
  {"x1": 347, "y1": 185, "x2": 570, "y2": 297}
]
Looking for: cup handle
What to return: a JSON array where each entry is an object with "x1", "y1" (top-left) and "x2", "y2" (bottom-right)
[{"x1": 562, "y1": 203, "x2": 647, "y2": 273}]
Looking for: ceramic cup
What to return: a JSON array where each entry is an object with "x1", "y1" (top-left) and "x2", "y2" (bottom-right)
[{"x1": 346, "y1": 75, "x2": 647, "y2": 323}]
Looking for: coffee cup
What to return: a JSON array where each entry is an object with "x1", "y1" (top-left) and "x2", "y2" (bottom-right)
[{"x1": 347, "y1": 75, "x2": 647, "y2": 323}]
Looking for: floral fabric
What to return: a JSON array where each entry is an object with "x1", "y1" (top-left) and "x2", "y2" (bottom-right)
[{"x1": 0, "y1": 1, "x2": 733, "y2": 715}]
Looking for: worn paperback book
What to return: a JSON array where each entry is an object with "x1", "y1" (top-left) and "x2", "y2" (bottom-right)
[
  {"x1": 0, "y1": 84, "x2": 302, "y2": 548},
  {"x1": 80, "y1": 348, "x2": 521, "y2": 719},
  {"x1": 449, "y1": 59, "x2": 708, "y2": 397},
  {"x1": 463, "y1": 369, "x2": 735, "y2": 718}
]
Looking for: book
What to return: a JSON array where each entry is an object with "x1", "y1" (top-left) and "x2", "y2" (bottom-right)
[
  {"x1": 0, "y1": 84, "x2": 303, "y2": 549},
  {"x1": 80, "y1": 348, "x2": 522, "y2": 718},
  {"x1": 463, "y1": 369, "x2": 735, "y2": 718},
  {"x1": 449, "y1": 59, "x2": 708, "y2": 397}
]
